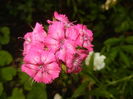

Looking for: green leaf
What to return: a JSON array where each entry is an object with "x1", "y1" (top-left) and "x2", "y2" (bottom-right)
[
  {"x1": 83, "y1": 71, "x2": 100, "y2": 86},
  {"x1": 0, "y1": 83, "x2": 3, "y2": 95},
  {"x1": 115, "y1": 20, "x2": 129, "y2": 32},
  {"x1": 109, "y1": 47, "x2": 119, "y2": 61},
  {"x1": 1, "y1": 67, "x2": 16, "y2": 81},
  {"x1": 0, "y1": 91, "x2": 7, "y2": 99},
  {"x1": 8, "y1": 88, "x2": 25, "y2": 99},
  {"x1": 119, "y1": 51, "x2": 130, "y2": 66},
  {"x1": 89, "y1": 87, "x2": 114, "y2": 98},
  {"x1": 0, "y1": 50, "x2": 13, "y2": 66},
  {"x1": 104, "y1": 37, "x2": 121, "y2": 46},
  {"x1": 18, "y1": 72, "x2": 32, "y2": 91},
  {"x1": 24, "y1": 81, "x2": 33, "y2": 91},
  {"x1": 27, "y1": 83, "x2": 47, "y2": 99},
  {"x1": 19, "y1": 72, "x2": 30, "y2": 84},
  {"x1": 0, "y1": 27, "x2": 10, "y2": 45},
  {"x1": 72, "y1": 81, "x2": 88, "y2": 98},
  {"x1": 88, "y1": 53, "x2": 94, "y2": 73},
  {"x1": 125, "y1": 36, "x2": 133, "y2": 44},
  {"x1": 121, "y1": 45, "x2": 133, "y2": 54}
]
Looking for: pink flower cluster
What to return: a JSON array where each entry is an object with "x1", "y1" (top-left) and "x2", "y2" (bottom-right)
[{"x1": 21, "y1": 11, "x2": 93, "y2": 84}]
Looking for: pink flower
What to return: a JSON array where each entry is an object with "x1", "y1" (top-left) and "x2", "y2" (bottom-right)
[
  {"x1": 48, "y1": 21, "x2": 65, "y2": 40},
  {"x1": 54, "y1": 11, "x2": 69, "y2": 23},
  {"x1": 32, "y1": 22, "x2": 47, "y2": 43},
  {"x1": 23, "y1": 32, "x2": 32, "y2": 45},
  {"x1": 22, "y1": 11, "x2": 94, "y2": 84},
  {"x1": 23, "y1": 41, "x2": 44, "y2": 56},
  {"x1": 66, "y1": 25, "x2": 80, "y2": 41},
  {"x1": 23, "y1": 22, "x2": 47, "y2": 56},
  {"x1": 74, "y1": 24, "x2": 93, "y2": 51},
  {"x1": 22, "y1": 50, "x2": 61, "y2": 84},
  {"x1": 55, "y1": 39, "x2": 76, "y2": 62},
  {"x1": 66, "y1": 50, "x2": 88, "y2": 73},
  {"x1": 24, "y1": 22, "x2": 47, "y2": 44},
  {"x1": 45, "y1": 21, "x2": 76, "y2": 62}
]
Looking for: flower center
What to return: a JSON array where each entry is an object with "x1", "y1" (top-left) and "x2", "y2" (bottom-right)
[
  {"x1": 38, "y1": 65, "x2": 48, "y2": 73},
  {"x1": 44, "y1": 45, "x2": 48, "y2": 50}
]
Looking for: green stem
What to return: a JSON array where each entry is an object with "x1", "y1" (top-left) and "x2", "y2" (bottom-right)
[{"x1": 106, "y1": 75, "x2": 133, "y2": 86}]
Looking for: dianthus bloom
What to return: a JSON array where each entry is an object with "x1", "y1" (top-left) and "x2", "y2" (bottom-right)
[
  {"x1": 22, "y1": 50, "x2": 60, "y2": 83},
  {"x1": 85, "y1": 52, "x2": 106, "y2": 71},
  {"x1": 22, "y1": 11, "x2": 93, "y2": 84}
]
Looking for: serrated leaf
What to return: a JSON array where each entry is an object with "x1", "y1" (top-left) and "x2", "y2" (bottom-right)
[
  {"x1": 72, "y1": 81, "x2": 88, "y2": 98},
  {"x1": 27, "y1": 83, "x2": 47, "y2": 99},
  {"x1": 0, "y1": 83, "x2": 3, "y2": 95},
  {"x1": 1, "y1": 67, "x2": 16, "y2": 81},
  {"x1": 0, "y1": 50, "x2": 13, "y2": 66},
  {"x1": 0, "y1": 27, "x2": 10, "y2": 45},
  {"x1": 8, "y1": 88, "x2": 25, "y2": 99}
]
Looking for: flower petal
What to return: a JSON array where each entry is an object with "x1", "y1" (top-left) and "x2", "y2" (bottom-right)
[
  {"x1": 54, "y1": 11, "x2": 69, "y2": 23},
  {"x1": 32, "y1": 22, "x2": 47, "y2": 42},
  {"x1": 21, "y1": 64, "x2": 38, "y2": 77},
  {"x1": 48, "y1": 21, "x2": 65, "y2": 40},
  {"x1": 24, "y1": 50, "x2": 41, "y2": 64}
]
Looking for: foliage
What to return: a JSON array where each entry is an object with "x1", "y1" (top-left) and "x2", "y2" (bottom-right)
[{"x1": 0, "y1": 0, "x2": 133, "y2": 99}]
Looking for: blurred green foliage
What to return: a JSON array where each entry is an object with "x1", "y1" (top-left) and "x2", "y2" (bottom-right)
[{"x1": 0, "y1": 0, "x2": 133, "y2": 99}]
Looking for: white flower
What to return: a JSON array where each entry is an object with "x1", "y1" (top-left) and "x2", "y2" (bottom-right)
[
  {"x1": 85, "y1": 52, "x2": 106, "y2": 71},
  {"x1": 54, "y1": 93, "x2": 62, "y2": 99}
]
